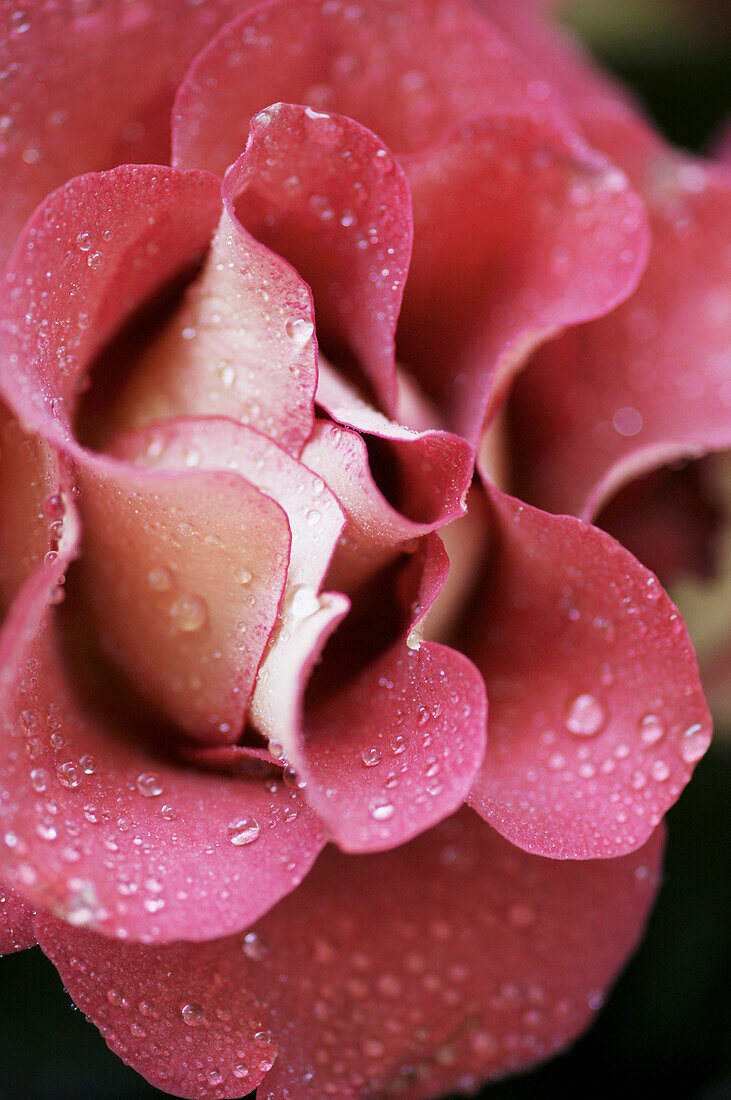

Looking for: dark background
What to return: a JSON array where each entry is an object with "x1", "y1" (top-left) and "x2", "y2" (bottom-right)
[{"x1": 1, "y1": 8, "x2": 730, "y2": 1100}]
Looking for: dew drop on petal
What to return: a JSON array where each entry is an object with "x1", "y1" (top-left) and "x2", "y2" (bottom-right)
[
  {"x1": 136, "y1": 773, "x2": 163, "y2": 798},
  {"x1": 57, "y1": 761, "x2": 82, "y2": 789},
  {"x1": 170, "y1": 593, "x2": 207, "y2": 632},
  {"x1": 651, "y1": 759, "x2": 670, "y2": 782},
  {"x1": 680, "y1": 722, "x2": 709, "y2": 763},
  {"x1": 181, "y1": 1002, "x2": 206, "y2": 1026},
  {"x1": 283, "y1": 765, "x2": 307, "y2": 790},
  {"x1": 241, "y1": 931, "x2": 270, "y2": 961},
  {"x1": 638, "y1": 713, "x2": 665, "y2": 745},
  {"x1": 227, "y1": 816, "x2": 261, "y2": 846},
  {"x1": 361, "y1": 747, "x2": 382, "y2": 768},
  {"x1": 566, "y1": 693, "x2": 606, "y2": 737},
  {"x1": 370, "y1": 797, "x2": 395, "y2": 822},
  {"x1": 285, "y1": 317, "x2": 314, "y2": 346}
]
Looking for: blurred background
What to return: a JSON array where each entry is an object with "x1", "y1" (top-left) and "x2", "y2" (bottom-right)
[{"x1": 1, "y1": 2, "x2": 730, "y2": 1098}]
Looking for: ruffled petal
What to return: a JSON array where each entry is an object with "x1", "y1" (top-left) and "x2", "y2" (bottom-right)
[
  {"x1": 466, "y1": 484, "x2": 711, "y2": 859},
  {"x1": 172, "y1": 0, "x2": 561, "y2": 168},
  {"x1": 37, "y1": 809, "x2": 663, "y2": 1099},
  {"x1": 253, "y1": 536, "x2": 488, "y2": 852},
  {"x1": 305, "y1": 364, "x2": 474, "y2": 592},
  {"x1": 170, "y1": 0, "x2": 646, "y2": 435},
  {"x1": 0, "y1": 164, "x2": 222, "y2": 448},
  {"x1": 0, "y1": 0, "x2": 240, "y2": 265},
  {"x1": 0, "y1": 572, "x2": 325, "y2": 943},
  {"x1": 227, "y1": 102, "x2": 412, "y2": 415},
  {"x1": 400, "y1": 111, "x2": 649, "y2": 439},
  {"x1": 0, "y1": 879, "x2": 36, "y2": 954},
  {"x1": 511, "y1": 119, "x2": 731, "y2": 518}
]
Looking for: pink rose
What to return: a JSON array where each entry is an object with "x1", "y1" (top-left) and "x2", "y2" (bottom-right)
[{"x1": 0, "y1": 2, "x2": 719, "y2": 1098}]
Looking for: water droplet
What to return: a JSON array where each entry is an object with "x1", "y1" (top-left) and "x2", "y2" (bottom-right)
[
  {"x1": 651, "y1": 759, "x2": 670, "y2": 782},
  {"x1": 79, "y1": 754, "x2": 97, "y2": 774},
  {"x1": 362, "y1": 1037, "x2": 385, "y2": 1058},
  {"x1": 369, "y1": 797, "x2": 395, "y2": 822},
  {"x1": 30, "y1": 767, "x2": 48, "y2": 792},
  {"x1": 136, "y1": 773, "x2": 163, "y2": 798},
  {"x1": 241, "y1": 931, "x2": 270, "y2": 961},
  {"x1": 170, "y1": 593, "x2": 207, "y2": 632},
  {"x1": 361, "y1": 747, "x2": 382, "y2": 767},
  {"x1": 285, "y1": 316, "x2": 314, "y2": 346},
  {"x1": 566, "y1": 694, "x2": 606, "y2": 737},
  {"x1": 181, "y1": 1002, "x2": 206, "y2": 1026},
  {"x1": 44, "y1": 493, "x2": 64, "y2": 520},
  {"x1": 303, "y1": 107, "x2": 343, "y2": 145},
  {"x1": 283, "y1": 764, "x2": 306, "y2": 790},
  {"x1": 390, "y1": 734, "x2": 407, "y2": 755},
  {"x1": 305, "y1": 508, "x2": 322, "y2": 527},
  {"x1": 638, "y1": 713, "x2": 665, "y2": 745},
  {"x1": 236, "y1": 568, "x2": 252, "y2": 585},
  {"x1": 373, "y1": 148, "x2": 393, "y2": 173},
  {"x1": 76, "y1": 230, "x2": 92, "y2": 251},
  {"x1": 57, "y1": 761, "x2": 82, "y2": 789},
  {"x1": 227, "y1": 816, "x2": 261, "y2": 846},
  {"x1": 680, "y1": 722, "x2": 708, "y2": 763}
]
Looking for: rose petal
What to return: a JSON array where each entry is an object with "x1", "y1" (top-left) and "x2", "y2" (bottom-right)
[
  {"x1": 76, "y1": 452, "x2": 291, "y2": 744},
  {"x1": 110, "y1": 414, "x2": 350, "y2": 753},
  {"x1": 253, "y1": 536, "x2": 488, "y2": 852},
  {"x1": 511, "y1": 120, "x2": 731, "y2": 519},
  {"x1": 303, "y1": 366, "x2": 474, "y2": 592},
  {"x1": 0, "y1": 879, "x2": 36, "y2": 954},
  {"x1": 0, "y1": 403, "x2": 74, "y2": 610},
  {"x1": 399, "y1": 111, "x2": 649, "y2": 440},
  {"x1": 170, "y1": 0, "x2": 646, "y2": 434},
  {"x1": 477, "y1": 0, "x2": 643, "y2": 127},
  {"x1": 172, "y1": 0, "x2": 560, "y2": 169},
  {"x1": 0, "y1": 0, "x2": 240, "y2": 265},
  {"x1": 38, "y1": 809, "x2": 663, "y2": 1099},
  {"x1": 108, "y1": 202, "x2": 318, "y2": 455},
  {"x1": 226, "y1": 101, "x2": 412, "y2": 415},
  {"x1": 0, "y1": 573, "x2": 325, "y2": 943},
  {"x1": 466, "y1": 483, "x2": 711, "y2": 859},
  {"x1": 0, "y1": 164, "x2": 222, "y2": 449},
  {"x1": 112, "y1": 417, "x2": 345, "y2": 599}
]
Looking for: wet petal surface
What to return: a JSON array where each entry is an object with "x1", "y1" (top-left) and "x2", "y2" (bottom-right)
[
  {"x1": 38, "y1": 810, "x2": 663, "y2": 1099},
  {"x1": 466, "y1": 484, "x2": 711, "y2": 859}
]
